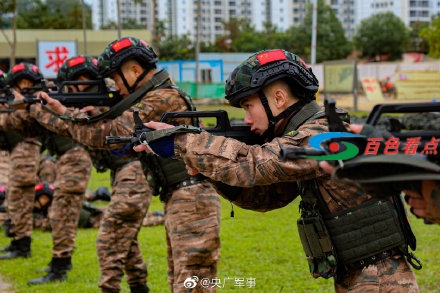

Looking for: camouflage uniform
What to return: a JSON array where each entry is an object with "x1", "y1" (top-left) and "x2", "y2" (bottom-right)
[
  {"x1": 30, "y1": 69, "x2": 221, "y2": 293},
  {"x1": 47, "y1": 142, "x2": 92, "y2": 259},
  {"x1": 0, "y1": 106, "x2": 93, "y2": 260},
  {"x1": 97, "y1": 160, "x2": 151, "y2": 293},
  {"x1": 0, "y1": 150, "x2": 9, "y2": 186},
  {"x1": 5, "y1": 139, "x2": 41, "y2": 238},
  {"x1": 154, "y1": 49, "x2": 419, "y2": 293}
]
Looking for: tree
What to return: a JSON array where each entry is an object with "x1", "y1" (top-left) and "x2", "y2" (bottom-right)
[
  {"x1": 354, "y1": 12, "x2": 409, "y2": 61},
  {"x1": 15, "y1": 0, "x2": 91, "y2": 29},
  {"x1": 287, "y1": 0, "x2": 352, "y2": 63},
  {"x1": 0, "y1": 0, "x2": 18, "y2": 66},
  {"x1": 419, "y1": 16, "x2": 440, "y2": 58},
  {"x1": 408, "y1": 21, "x2": 429, "y2": 53},
  {"x1": 156, "y1": 34, "x2": 194, "y2": 60}
]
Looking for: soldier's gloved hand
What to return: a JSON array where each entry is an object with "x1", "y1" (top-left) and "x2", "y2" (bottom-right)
[
  {"x1": 148, "y1": 134, "x2": 175, "y2": 158},
  {"x1": 133, "y1": 121, "x2": 174, "y2": 156}
]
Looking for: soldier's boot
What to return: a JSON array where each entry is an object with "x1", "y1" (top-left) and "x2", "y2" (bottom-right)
[
  {"x1": 0, "y1": 236, "x2": 31, "y2": 259},
  {"x1": 36, "y1": 258, "x2": 73, "y2": 273},
  {"x1": 27, "y1": 257, "x2": 69, "y2": 285},
  {"x1": 130, "y1": 284, "x2": 150, "y2": 293},
  {"x1": 0, "y1": 242, "x2": 15, "y2": 252}
]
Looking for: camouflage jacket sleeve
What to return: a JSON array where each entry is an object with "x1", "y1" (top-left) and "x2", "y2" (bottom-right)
[
  {"x1": 29, "y1": 88, "x2": 189, "y2": 149},
  {"x1": 174, "y1": 116, "x2": 372, "y2": 213},
  {"x1": 0, "y1": 110, "x2": 46, "y2": 138},
  {"x1": 174, "y1": 116, "x2": 329, "y2": 187}
]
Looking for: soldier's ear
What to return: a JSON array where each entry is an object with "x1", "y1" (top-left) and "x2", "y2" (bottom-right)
[{"x1": 274, "y1": 88, "x2": 288, "y2": 108}]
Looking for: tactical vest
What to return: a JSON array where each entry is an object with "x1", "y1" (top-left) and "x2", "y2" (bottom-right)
[
  {"x1": 42, "y1": 131, "x2": 80, "y2": 157},
  {"x1": 140, "y1": 84, "x2": 199, "y2": 202},
  {"x1": 282, "y1": 101, "x2": 421, "y2": 279},
  {"x1": 89, "y1": 147, "x2": 136, "y2": 173},
  {"x1": 0, "y1": 130, "x2": 24, "y2": 151}
]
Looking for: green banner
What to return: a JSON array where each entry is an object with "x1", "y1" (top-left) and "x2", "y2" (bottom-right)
[{"x1": 176, "y1": 82, "x2": 225, "y2": 99}]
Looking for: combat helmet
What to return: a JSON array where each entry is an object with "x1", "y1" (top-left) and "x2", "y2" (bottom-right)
[
  {"x1": 225, "y1": 49, "x2": 318, "y2": 107},
  {"x1": 6, "y1": 62, "x2": 43, "y2": 88},
  {"x1": 57, "y1": 55, "x2": 99, "y2": 85},
  {"x1": 98, "y1": 37, "x2": 158, "y2": 94},
  {"x1": 225, "y1": 49, "x2": 318, "y2": 139}
]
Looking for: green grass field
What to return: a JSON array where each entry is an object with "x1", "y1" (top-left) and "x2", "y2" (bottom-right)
[{"x1": 0, "y1": 103, "x2": 439, "y2": 292}]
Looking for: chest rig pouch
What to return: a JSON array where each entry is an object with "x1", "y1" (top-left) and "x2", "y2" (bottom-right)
[
  {"x1": 297, "y1": 201, "x2": 338, "y2": 279},
  {"x1": 298, "y1": 180, "x2": 421, "y2": 281}
]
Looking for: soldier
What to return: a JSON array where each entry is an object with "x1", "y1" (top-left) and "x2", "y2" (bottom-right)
[
  {"x1": 0, "y1": 62, "x2": 93, "y2": 285},
  {"x1": 29, "y1": 37, "x2": 221, "y2": 293},
  {"x1": 46, "y1": 55, "x2": 153, "y2": 293},
  {"x1": 0, "y1": 63, "x2": 44, "y2": 260},
  {"x1": 135, "y1": 49, "x2": 421, "y2": 292},
  {"x1": 0, "y1": 70, "x2": 10, "y2": 233}
]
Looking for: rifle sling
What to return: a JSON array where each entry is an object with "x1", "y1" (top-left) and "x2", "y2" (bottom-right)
[
  {"x1": 283, "y1": 101, "x2": 322, "y2": 135},
  {"x1": 66, "y1": 69, "x2": 170, "y2": 124}
]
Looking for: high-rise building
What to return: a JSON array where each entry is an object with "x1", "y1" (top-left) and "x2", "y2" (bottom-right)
[{"x1": 91, "y1": 0, "x2": 440, "y2": 42}]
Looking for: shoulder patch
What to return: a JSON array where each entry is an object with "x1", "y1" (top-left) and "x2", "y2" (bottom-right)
[
  {"x1": 135, "y1": 102, "x2": 145, "y2": 109},
  {"x1": 286, "y1": 130, "x2": 298, "y2": 137}
]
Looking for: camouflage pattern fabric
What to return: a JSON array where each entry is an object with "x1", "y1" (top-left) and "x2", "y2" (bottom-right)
[
  {"x1": 49, "y1": 146, "x2": 92, "y2": 258},
  {"x1": 30, "y1": 81, "x2": 222, "y2": 292},
  {"x1": 97, "y1": 160, "x2": 151, "y2": 292},
  {"x1": 164, "y1": 180, "x2": 221, "y2": 293},
  {"x1": 33, "y1": 213, "x2": 51, "y2": 231},
  {"x1": 142, "y1": 211, "x2": 165, "y2": 227},
  {"x1": 7, "y1": 139, "x2": 41, "y2": 238},
  {"x1": 37, "y1": 153, "x2": 57, "y2": 183},
  {"x1": 29, "y1": 87, "x2": 191, "y2": 149},
  {"x1": 172, "y1": 104, "x2": 419, "y2": 291},
  {"x1": 335, "y1": 255, "x2": 418, "y2": 292},
  {"x1": 0, "y1": 150, "x2": 9, "y2": 186}
]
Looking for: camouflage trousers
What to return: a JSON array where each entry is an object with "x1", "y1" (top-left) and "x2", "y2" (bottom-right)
[
  {"x1": 49, "y1": 146, "x2": 92, "y2": 258},
  {"x1": 335, "y1": 255, "x2": 419, "y2": 292},
  {"x1": 7, "y1": 139, "x2": 41, "y2": 239},
  {"x1": 0, "y1": 150, "x2": 10, "y2": 186},
  {"x1": 97, "y1": 160, "x2": 151, "y2": 293},
  {"x1": 37, "y1": 153, "x2": 57, "y2": 183},
  {"x1": 164, "y1": 180, "x2": 221, "y2": 293}
]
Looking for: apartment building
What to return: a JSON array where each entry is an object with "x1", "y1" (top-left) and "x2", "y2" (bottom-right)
[{"x1": 91, "y1": 0, "x2": 440, "y2": 42}]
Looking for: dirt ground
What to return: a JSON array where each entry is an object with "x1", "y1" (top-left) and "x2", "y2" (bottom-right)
[{"x1": 0, "y1": 275, "x2": 14, "y2": 293}]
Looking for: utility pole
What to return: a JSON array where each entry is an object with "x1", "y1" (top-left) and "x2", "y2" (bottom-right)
[
  {"x1": 311, "y1": 0, "x2": 318, "y2": 65},
  {"x1": 81, "y1": 0, "x2": 87, "y2": 55},
  {"x1": 117, "y1": 0, "x2": 121, "y2": 39},
  {"x1": 195, "y1": 0, "x2": 201, "y2": 83}
]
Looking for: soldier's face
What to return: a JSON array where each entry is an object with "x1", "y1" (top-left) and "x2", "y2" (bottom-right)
[
  {"x1": 240, "y1": 94, "x2": 269, "y2": 136},
  {"x1": 110, "y1": 60, "x2": 143, "y2": 98},
  {"x1": 15, "y1": 78, "x2": 34, "y2": 92}
]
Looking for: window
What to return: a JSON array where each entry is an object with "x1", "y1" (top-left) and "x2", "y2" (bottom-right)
[{"x1": 201, "y1": 69, "x2": 212, "y2": 83}]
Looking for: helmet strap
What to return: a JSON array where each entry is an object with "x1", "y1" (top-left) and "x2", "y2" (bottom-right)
[
  {"x1": 258, "y1": 90, "x2": 276, "y2": 140},
  {"x1": 258, "y1": 90, "x2": 306, "y2": 140},
  {"x1": 116, "y1": 67, "x2": 149, "y2": 94}
]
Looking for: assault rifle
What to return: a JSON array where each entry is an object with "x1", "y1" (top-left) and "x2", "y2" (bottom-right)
[
  {"x1": 279, "y1": 100, "x2": 440, "y2": 164},
  {"x1": 330, "y1": 101, "x2": 440, "y2": 191},
  {"x1": 7, "y1": 79, "x2": 122, "y2": 109},
  {"x1": 105, "y1": 109, "x2": 264, "y2": 146}
]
